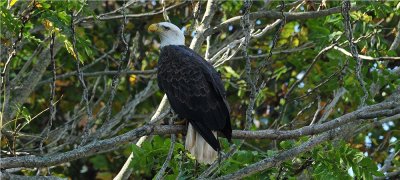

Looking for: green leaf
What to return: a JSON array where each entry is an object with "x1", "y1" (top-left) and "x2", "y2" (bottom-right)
[
  {"x1": 267, "y1": 150, "x2": 278, "y2": 157},
  {"x1": 57, "y1": 11, "x2": 70, "y2": 23},
  {"x1": 329, "y1": 31, "x2": 343, "y2": 42},
  {"x1": 131, "y1": 144, "x2": 143, "y2": 159},
  {"x1": 281, "y1": 22, "x2": 297, "y2": 39},
  {"x1": 387, "y1": 50, "x2": 397, "y2": 56},
  {"x1": 372, "y1": 170, "x2": 384, "y2": 177},
  {"x1": 279, "y1": 140, "x2": 293, "y2": 150},
  {"x1": 89, "y1": 155, "x2": 109, "y2": 170},
  {"x1": 224, "y1": 66, "x2": 240, "y2": 78},
  {"x1": 273, "y1": 66, "x2": 288, "y2": 80}
]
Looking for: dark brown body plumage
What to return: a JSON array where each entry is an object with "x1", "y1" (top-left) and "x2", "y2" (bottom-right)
[{"x1": 157, "y1": 45, "x2": 232, "y2": 151}]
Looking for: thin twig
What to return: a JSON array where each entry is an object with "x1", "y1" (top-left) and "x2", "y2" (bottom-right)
[
  {"x1": 39, "y1": 32, "x2": 56, "y2": 164},
  {"x1": 154, "y1": 117, "x2": 176, "y2": 180},
  {"x1": 276, "y1": 44, "x2": 336, "y2": 127},
  {"x1": 318, "y1": 88, "x2": 347, "y2": 124},
  {"x1": 38, "y1": 46, "x2": 118, "y2": 85},
  {"x1": 290, "y1": 59, "x2": 348, "y2": 102},
  {"x1": 342, "y1": 0, "x2": 368, "y2": 106},
  {"x1": 230, "y1": 43, "x2": 315, "y2": 60},
  {"x1": 102, "y1": 3, "x2": 131, "y2": 128},
  {"x1": 70, "y1": 12, "x2": 94, "y2": 146},
  {"x1": 75, "y1": 2, "x2": 188, "y2": 23},
  {"x1": 333, "y1": 46, "x2": 400, "y2": 61}
]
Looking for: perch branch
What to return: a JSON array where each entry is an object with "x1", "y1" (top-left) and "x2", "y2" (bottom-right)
[{"x1": 1, "y1": 100, "x2": 398, "y2": 169}]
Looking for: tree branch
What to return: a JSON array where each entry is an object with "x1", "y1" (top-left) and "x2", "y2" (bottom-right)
[
  {"x1": 189, "y1": 0, "x2": 218, "y2": 52},
  {"x1": 216, "y1": 126, "x2": 342, "y2": 179},
  {"x1": 204, "y1": 6, "x2": 361, "y2": 37},
  {"x1": 1, "y1": 100, "x2": 398, "y2": 170},
  {"x1": 334, "y1": 46, "x2": 400, "y2": 61},
  {"x1": 3, "y1": 42, "x2": 62, "y2": 124},
  {"x1": 374, "y1": 168, "x2": 400, "y2": 180},
  {"x1": 389, "y1": 20, "x2": 400, "y2": 51},
  {"x1": 230, "y1": 42, "x2": 315, "y2": 60},
  {"x1": 113, "y1": 96, "x2": 170, "y2": 180},
  {"x1": 75, "y1": 2, "x2": 189, "y2": 23},
  {"x1": 0, "y1": 172, "x2": 65, "y2": 180}
]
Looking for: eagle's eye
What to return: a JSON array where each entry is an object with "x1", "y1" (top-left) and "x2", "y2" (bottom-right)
[{"x1": 162, "y1": 25, "x2": 170, "y2": 30}]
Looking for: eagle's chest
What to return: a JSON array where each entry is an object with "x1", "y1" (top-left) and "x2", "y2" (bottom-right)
[{"x1": 157, "y1": 57, "x2": 199, "y2": 82}]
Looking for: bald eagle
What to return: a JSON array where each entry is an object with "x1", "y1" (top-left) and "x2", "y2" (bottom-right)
[{"x1": 148, "y1": 22, "x2": 232, "y2": 164}]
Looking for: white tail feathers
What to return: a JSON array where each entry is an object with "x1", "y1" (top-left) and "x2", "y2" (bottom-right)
[{"x1": 185, "y1": 123, "x2": 218, "y2": 164}]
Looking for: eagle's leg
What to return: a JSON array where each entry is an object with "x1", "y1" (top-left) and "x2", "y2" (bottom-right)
[
  {"x1": 168, "y1": 108, "x2": 178, "y2": 118},
  {"x1": 168, "y1": 108, "x2": 186, "y2": 125}
]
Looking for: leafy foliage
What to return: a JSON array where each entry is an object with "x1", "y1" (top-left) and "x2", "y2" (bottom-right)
[
  {"x1": 312, "y1": 141, "x2": 384, "y2": 180},
  {"x1": 130, "y1": 136, "x2": 184, "y2": 179},
  {"x1": 1, "y1": 0, "x2": 399, "y2": 179}
]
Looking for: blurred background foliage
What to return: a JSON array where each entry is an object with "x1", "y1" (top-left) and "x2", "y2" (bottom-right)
[{"x1": 1, "y1": 0, "x2": 399, "y2": 179}]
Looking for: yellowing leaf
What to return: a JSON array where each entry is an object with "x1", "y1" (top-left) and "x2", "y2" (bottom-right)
[
  {"x1": 378, "y1": 63, "x2": 385, "y2": 69},
  {"x1": 292, "y1": 37, "x2": 299, "y2": 47},
  {"x1": 8, "y1": 0, "x2": 18, "y2": 9},
  {"x1": 64, "y1": 40, "x2": 77, "y2": 60},
  {"x1": 35, "y1": 2, "x2": 42, "y2": 8},
  {"x1": 129, "y1": 74, "x2": 137, "y2": 85},
  {"x1": 43, "y1": 19, "x2": 53, "y2": 31},
  {"x1": 361, "y1": 46, "x2": 367, "y2": 55},
  {"x1": 96, "y1": 172, "x2": 113, "y2": 180},
  {"x1": 361, "y1": 13, "x2": 372, "y2": 23}
]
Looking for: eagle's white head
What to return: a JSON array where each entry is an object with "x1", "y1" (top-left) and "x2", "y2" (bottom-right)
[{"x1": 148, "y1": 22, "x2": 185, "y2": 47}]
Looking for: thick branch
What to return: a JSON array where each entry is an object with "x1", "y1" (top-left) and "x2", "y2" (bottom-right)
[
  {"x1": 389, "y1": 20, "x2": 400, "y2": 51},
  {"x1": 189, "y1": 0, "x2": 218, "y2": 52},
  {"x1": 216, "y1": 127, "x2": 341, "y2": 180},
  {"x1": 1, "y1": 125, "x2": 152, "y2": 169},
  {"x1": 3, "y1": 43, "x2": 62, "y2": 124},
  {"x1": 1, "y1": 100, "x2": 398, "y2": 169},
  {"x1": 374, "y1": 168, "x2": 400, "y2": 180},
  {"x1": 0, "y1": 172, "x2": 65, "y2": 180},
  {"x1": 38, "y1": 69, "x2": 156, "y2": 86}
]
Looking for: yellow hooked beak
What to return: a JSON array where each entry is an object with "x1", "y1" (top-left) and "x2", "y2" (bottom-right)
[{"x1": 148, "y1": 24, "x2": 159, "y2": 32}]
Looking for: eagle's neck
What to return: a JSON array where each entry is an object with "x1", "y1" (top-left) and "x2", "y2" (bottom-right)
[{"x1": 159, "y1": 33, "x2": 185, "y2": 47}]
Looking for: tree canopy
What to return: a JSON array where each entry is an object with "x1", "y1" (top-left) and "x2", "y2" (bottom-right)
[{"x1": 1, "y1": 0, "x2": 399, "y2": 179}]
